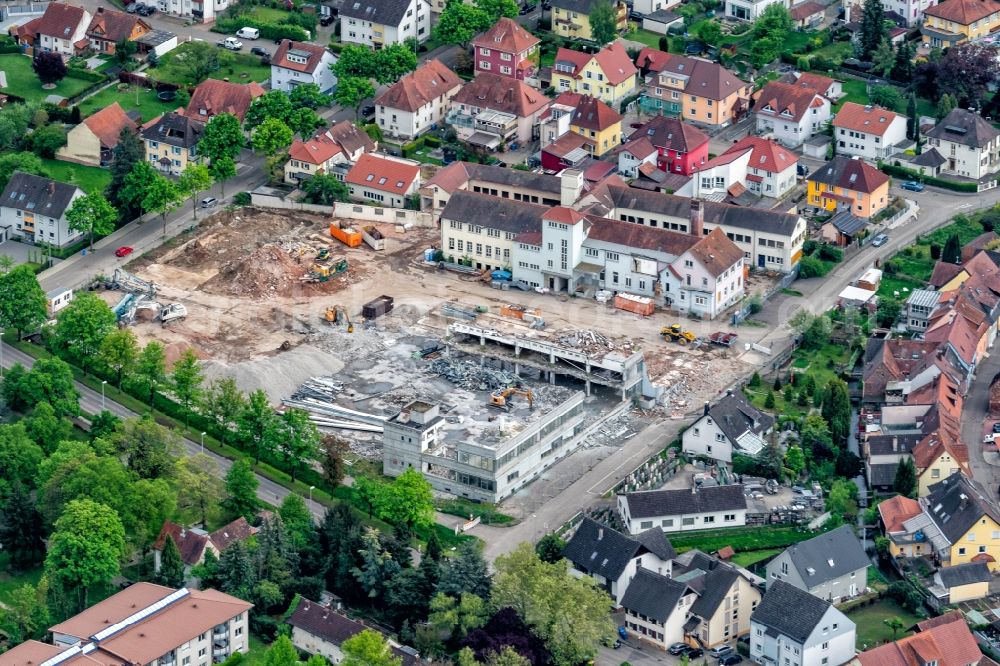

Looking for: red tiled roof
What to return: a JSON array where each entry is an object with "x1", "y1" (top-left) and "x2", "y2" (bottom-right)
[
  {"x1": 650, "y1": 53, "x2": 748, "y2": 102},
  {"x1": 185, "y1": 79, "x2": 265, "y2": 122},
  {"x1": 35, "y1": 3, "x2": 88, "y2": 39},
  {"x1": 288, "y1": 132, "x2": 342, "y2": 165},
  {"x1": 375, "y1": 59, "x2": 462, "y2": 114},
  {"x1": 878, "y1": 495, "x2": 921, "y2": 533},
  {"x1": 544, "y1": 206, "x2": 585, "y2": 225},
  {"x1": 628, "y1": 115, "x2": 708, "y2": 154},
  {"x1": 789, "y1": 1, "x2": 824, "y2": 19},
  {"x1": 452, "y1": 73, "x2": 550, "y2": 118},
  {"x1": 209, "y1": 517, "x2": 258, "y2": 552},
  {"x1": 82, "y1": 101, "x2": 136, "y2": 149},
  {"x1": 423, "y1": 161, "x2": 472, "y2": 193},
  {"x1": 345, "y1": 154, "x2": 420, "y2": 195},
  {"x1": 471, "y1": 17, "x2": 539, "y2": 55},
  {"x1": 634, "y1": 46, "x2": 672, "y2": 72},
  {"x1": 153, "y1": 522, "x2": 208, "y2": 565},
  {"x1": 755, "y1": 81, "x2": 826, "y2": 122},
  {"x1": 722, "y1": 136, "x2": 796, "y2": 174},
  {"x1": 555, "y1": 42, "x2": 637, "y2": 86},
  {"x1": 619, "y1": 135, "x2": 657, "y2": 159},
  {"x1": 552, "y1": 92, "x2": 623, "y2": 132},
  {"x1": 924, "y1": 0, "x2": 1000, "y2": 25},
  {"x1": 924, "y1": 307, "x2": 983, "y2": 366},
  {"x1": 543, "y1": 131, "x2": 590, "y2": 158},
  {"x1": 794, "y1": 72, "x2": 837, "y2": 96},
  {"x1": 834, "y1": 101, "x2": 904, "y2": 137},
  {"x1": 272, "y1": 39, "x2": 331, "y2": 74},
  {"x1": 929, "y1": 261, "x2": 967, "y2": 288},
  {"x1": 586, "y1": 214, "x2": 698, "y2": 255},
  {"x1": 86, "y1": 8, "x2": 147, "y2": 44},
  {"x1": 687, "y1": 226, "x2": 744, "y2": 277},
  {"x1": 858, "y1": 611, "x2": 981, "y2": 666}
]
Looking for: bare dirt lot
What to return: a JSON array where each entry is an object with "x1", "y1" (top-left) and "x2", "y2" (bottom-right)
[{"x1": 125, "y1": 206, "x2": 764, "y2": 413}]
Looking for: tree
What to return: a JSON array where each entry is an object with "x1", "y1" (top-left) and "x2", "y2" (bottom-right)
[
  {"x1": 117, "y1": 160, "x2": 159, "y2": 222},
  {"x1": 0, "y1": 152, "x2": 45, "y2": 191},
  {"x1": 936, "y1": 92, "x2": 956, "y2": 120},
  {"x1": 378, "y1": 468, "x2": 435, "y2": 530},
  {"x1": 826, "y1": 479, "x2": 859, "y2": 522},
  {"x1": 868, "y1": 85, "x2": 904, "y2": 112},
  {"x1": 238, "y1": 389, "x2": 278, "y2": 464},
  {"x1": 492, "y1": 543, "x2": 613, "y2": 666},
  {"x1": 99, "y1": 328, "x2": 139, "y2": 389},
  {"x1": 264, "y1": 636, "x2": 298, "y2": 666},
  {"x1": 335, "y1": 76, "x2": 376, "y2": 120},
  {"x1": 461, "y1": 607, "x2": 550, "y2": 665},
  {"x1": 696, "y1": 20, "x2": 723, "y2": 45},
  {"x1": 245, "y1": 91, "x2": 294, "y2": 132},
  {"x1": 0, "y1": 264, "x2": 47, "y2": 339},
  {"x1": 437, "y1": 541, "x2": 491, "y2": 599},
  {"x1": 199, "y1": 113, "x2": 244, "y2": 163},
  {"x1": 107, "y1": 128, "x2": 145, "y2": 221},
  {"x1": 319, "y1": 435, "x2": 349, "y2": 487},
  {"x1": 27, "y1": 124, "x2": 66, "y2": 158},
  {"x1": 535, "y1": 534, "x2": 565, "y2": 564},
  {"x1": 942, "y1": 232, "x2": 962, "y2": 264},
  {"x1": 224, "y1": 458, "x2": 260, "y2": 519},
  {"x1": 872, "y1": 39, "x2": 895, "y2": 77},
  {"x1": 209, "y1": 156, "x2": 237, "y2": 197},
  {"x1": 178, "y1": 164, "x2": 213, "y2": 222},
  {"x1": 342, "y1": 630, "x2": 402, "y2": 666},
  {"x1": 53, "y1": 293, "x2": 116, "y2": 376},
  {"x1": 2, "y1": 358, "x2": 78, "y2": 417},
  {"x1": 114, "y1": 38, "x2": 137, "y2": 66},
  {"x1": 784, "y1": 444, "x2": 805, "y2": 477},
  {"x1": 893, "y1": 41, "x2": 915, "y2": 84},
  {"x1": 218, "y1": 541, "x2": 254, "y2": 599},
  {"x1": 24, "y1": 402, "x2": 72, "y2": 453},
  {"x1": 171, "y1": 40, "x2": 223, "y2": 85},
  {"x1": 278, "y1": 493, "x2": 314, "y2": 551},
  {"x1": 289, "y1": 83, "x2": 332, "y2": 109},
  {"x1": 333, "y1": 44, "x2": 380, "y2": 80},
  {"x1": 353, "y1": 527, "x2": 401, "y2": 600},
  {"x1": 288, "y1": 107, "x2": 325, "y2": 140},
  {"x1": 142, "y1": 174, "x2": 181, "y2": 236},
  {"x1": 0, "y1": 484, "x2": 46, "y2": 570},
  {"x1": 175, "y1": 454, "x2": 224, "y2": 526},
  {"x1": 937, "y1": 43, "x2": 1000, "y2": 108},
  {"x1": 588, "y1": 0, "x2": 618, "y2": 45},
  {"x1": 764, "y1": 390, "x2": 776, "y2": 408},
  {"x1": 157, "y1": 534, "x2": 186, "y2": 587},
  {"x1": 894, "y1": 456, "x2": 917, "y2": 498},
  {"x1": 476, "y1": 0, "x2": 518, "y2": 20},
  {"x1": 301, "y1": 173, "x2": 351, "y2": 205},
  {"x1": 108, "y1": 415, "x2": 179, "y2": 480},
  {"x1": 33, "y1": 51, "x2": 67, "y2": 86},
  {"x1": 272, "y1": 408, "x2": 320, "y2": 483},
  {"x1": 750, "y1": 4, "x2": 791, "y2": 67},
  {"x1": 877, "y1": 296, "x2": 901, "y2": 328},
  {"x1": 204, "y1": 377, "x2": 245, "y2": 445},
  {"x1": 428, "y1": 592, "x2": 487, "y2": 640},
  {"x1": 884, "y1": 617, "x2": 906, "y2": 639},
  {"x1": 822, "y1": 379, "x2": 851, "y2": 446},
  {"x1": 907, "y1": 91, "x2": 918, "y2": 140},
  {"x1": 0, "y1": 580, "x2": 49, "y2": 644},
  {"x1": 171, "y1": 348, "x2": 204, "y2": 417},
  {"x1": 800, "y1": 414, "x2": 834, "y2": 461},
  {"x1": 252, "y1": 117, "x2": 294, "y2": 156},
  {"x1": 135, "y1": 341, "x2": 167, "y2": 405},
  {"x1": 859, "y1": 0, "x2": 888, "y2": 60},
  {"x1": 45, "y1": 499, "x2": 126, "y2": 610},
  {"x1": 373, "y1": 44, "x2": 419, "y2": 85},
  {"x1": 65, "y1": 192, "x2": 117, "y2": 252}
]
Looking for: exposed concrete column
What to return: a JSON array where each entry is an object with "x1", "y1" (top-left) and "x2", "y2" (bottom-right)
[
  {"x1": 585, "y1": 379, "x2": 591, "y2": 396},
  {"x1": 480, "y1": 335, "x2": 485, "y2": 346},
  {"x1": 550, "y1": 371, "x2": 556, "y2": 385},
  {"x1": 514, "y1": 363, "x2": 520, "y2": 377},
  {"x1": 550, "y1": 352, "x2": 556, "y2": 363},
  {"x1": 515, "y1": 343, "x2": 521, "y2": 356}
]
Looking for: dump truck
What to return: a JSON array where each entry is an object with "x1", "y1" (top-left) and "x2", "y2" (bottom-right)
[
  {"x1": 301, "y1": 257, "x2": 349, "y2": 282},
  {"x1": 330, "y1": 222, "x2": 362, "y2": 247},
  {"x1": 361, "y1": 226, "x2": 385, "y2": 250},
  {"x1": 661, "y1": 324, "x2": 696, "y2": 345},
  {"x1": 488, "y1": 387, "x2": 535, "y2": 411}
]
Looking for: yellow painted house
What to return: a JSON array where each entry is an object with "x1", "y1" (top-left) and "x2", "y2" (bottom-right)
[
  {"x1": 806, "y1": 155, "x2": 890, "y2": 219},
  {"x1": 552, "y1": 42, "x2": 638, "y2": 107},
  {"x1": 550, "y1": 0, "x2": 627, "y2": 42},
  {"x1": 549, "y1": 92, "x2": 623, "y2": 157},
  {"x1": 922, "y1": 0, "x2": 1000, "y2": 47},
  {"x1": 934, "y1": 561, "x2": 991, "y2": 602},
  {"x1": 140, "y1": 112, "x2": 205, "y2": 177},
  {"x1": 924, "y1": 473, "x2": 1000, "y2": 572},
  {"x1": 915, "y1": 436, "x2": 969, "y2": 498}
]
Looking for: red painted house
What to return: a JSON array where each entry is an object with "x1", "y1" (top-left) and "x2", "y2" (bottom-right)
[
  {"x1": 470, "y1": 17, "x2": 541, "y2": 82},
  {"x1": 627, "y1": 115, "x2": 709, "y2": 176},
  {"x1": 541, "y1": 132, "x2": 591, "y2": 172}
]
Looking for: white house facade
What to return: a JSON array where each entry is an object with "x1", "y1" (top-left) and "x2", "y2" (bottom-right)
[
  {"x1": 617, "y1": 485, "x2": 749, "y2": 535},
  {"x1": 750, "y1": 582, "x2": 856, "y2": 666},
  {"x1": 339, "y1": 0, "x2": 431, "y2": 48},
  {"x1": 682, "y1": 391, "x2": 775, "y2": 463},
  {"x1": 755, "y1": 81, "x2": 831, "y2": 148},
  {"x1": 270, "y1": 40, "x2": 338, "y2": 94},
  {"x1": 832, "y1": 102, "x2": 908, "y2": 162},
  {"x1": 0, "y1": 172, "x2": 85, "y2": 248}
]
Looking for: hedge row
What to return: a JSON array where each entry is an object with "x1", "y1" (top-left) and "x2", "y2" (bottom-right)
[
  {"x1": 400, "y1": 134, "x2": 441, "y2": 157},
  {"x1": 878, "y1": 161, "x2": 979, "y2": 193},
  {"x1": 211, "y1": 16, "x2": 309, "y2": 41},
  {"x1": 66, "y1": 66, "x2": 108, "y2": 83}
]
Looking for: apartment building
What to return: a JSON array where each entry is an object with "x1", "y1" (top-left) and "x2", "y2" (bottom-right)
[
  {"x1": 0, "y1": 172, "x2": 84, "y2": 248},
  {"x1": 470, "y1": 17, "x2": 540, "y2": 82},
  {"x1": 550, "y1": 0, "x2": 627, "y2": 42},
  {"x1": 448, "y1": 73, "x2": 551, "y2": 146},
  {"x1": 925, "y1": 108, "x2": 1000, "y2": 180},
  {"x1": 688, "y1": 135, "x2": 798, "y2": 200},
  {"x1": 439, "y1": 190, "x2": 546, "y2": 269},
  {"x1": 551, "y1": 42, "x2": 638, "y2": 106},
  {"x1": 832, "y1": 102, "x2": 908, "y2": 161},
  {"x1": 339, "y1": 0, "x2": 430, "y2": 48},
  {"x1": 375, "y1": 59, "x2": 462, "y2": 141},
  {"x1": 921, "y1": 473, "x2": 1000, "y2": 571},
  {"x1": 755, "y1": 80, "x2": 831, "y2": 147},
  {"x1": 636, "y1": 49, "x2": 751, "y2": 127},
  {"x1": 922, "y1": 0, "x2": 1000, "y2": 46},
  {"x1": 142, "y1": 112, "x2": 205, "y2": 176},
  {"x1": 628, "y1": 115, "x2": 709, "y2": 175},
  {"x1": 750, "y1": 582, "x2": 856, "y2": 666},
  {"x1": 765, "y1": 525, "x2": 869, "y2": 603}
]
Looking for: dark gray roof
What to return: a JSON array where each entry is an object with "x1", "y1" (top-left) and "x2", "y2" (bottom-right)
[
  {"x1": 140, "y1": 112, "x2": 204, "y2": 149},
  {"x1": 829, "y1": 210, "x2": 866, "y2": 237},
  {"x1": 0, "y1": 172, "x2": 81, "y2": 218},
  {"x1": 634, "y1": 527, "x2": 677, "y2": 561},
  {"x1": 621, "y1": 484, "x2": 747, "y2": 520},
  {"x1": 869, "y1": 462, "x2": 899, "y2": 488},
  {"x1": 339, "y1": 0, "x2": 412, "y2": 24},
  {"x1": 706, "y1": 392, "x2": 774, "y2": 445},
  {"x1": 563, "y1": 517, "x2": 666, "y2": 581},
  {"x1": 912, "y1": 147, "x2": 946, "y2": 168},
  {"x1": 926, "y1": 473, "x2": 1000, "y2": 543},
  {"x1": 752, "y1": 580, "x2": 832, "y2": 643},
  {"x1": 938, "y1": 561, "x2": 992, "y2": 588},
  {"x1": 466, "y1": 163, "x2": 562, "y2": 195},
  {"x1": 689, "y1": 564, "x2": 740, "y2": 620},
  {"x1": 866, "y1": 434, "x2": 922, "y2": 456},
  {"x1": 645, "y1": 8, "x2": 681, "y2": 22},
  {"x1": 620, "y1": 569, "x2": 689, "y2": 623},
  {"x1": 608, "y1": 185, "x2": 802, "y2": 236},
  {"x1": 440, "y1": 190, "x2": 546, "y2": 235},
  {"x1": 287, "y1": 598, "x2": 418, "y2": 666},
  {"x1": 927, "y1": 108, "x2": 1000, "y2": 149},
  {"x1": 781, "y1": 525, "x2": 869, "y2": 587}
]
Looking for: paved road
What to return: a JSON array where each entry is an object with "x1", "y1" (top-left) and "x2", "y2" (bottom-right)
[{"x1": 962, "y1": 342, "x2": 1000, "y2": 496}]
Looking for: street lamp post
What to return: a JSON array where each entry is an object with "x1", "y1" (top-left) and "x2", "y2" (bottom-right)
[
  {"x1": 200, "y1": 431, "x2": 206, "y2": 453},
  {"x1": 101, "y1": 380, "x2": 107, "y2": 411},
  {"x1": 309, "y1": 485, "x2": 315, "y2": 507}
]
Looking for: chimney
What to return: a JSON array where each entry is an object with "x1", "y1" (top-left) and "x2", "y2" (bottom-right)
[
  {"x1": 690, "y1": 198, "x2": 704, "y2": 237},
  {"x1": 97, "y1": 6, "x2": 104, "y2": 11},
  {"x1": 892, "y1": 437, "x2": 898, "y2": 452},
  {"x1": 704, "y1": 401, "x2": 710, "y2": 416},
  {"x1": 598, "y1": 527, "x2": 604, "y2": 541},
  {"x1": 48, "y1": 181, "x2": 55, "y2": 195},
  {"x1": 960, "y1": 493, "x2": 968, "y2": 510},
  {"x1": 691, "y1": 484, "x2": 698, "y2": 494}
]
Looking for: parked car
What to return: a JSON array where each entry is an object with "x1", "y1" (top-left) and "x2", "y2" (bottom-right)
[
  {"x1": 137, "y1": 4, "x2": 155, "y2": 15},
  {"x1": 796, "y1": 163, "x2": 809, "y2": 177},
  {"x1": 519, "y1": 2, "x2": 537, "y2": 13},
  {"x1": 720, "y1": 655, "x2": 743, "y2": 666},
  {"x1": 236, "y1": 27, "x2": 260, "y2": 39},
  {"x1": 200, "y1": 197, "x2": 218, "y2": 208},
  {"x1": 361, "y1": 105, "x2": 376, "y2": 118},
  {"x1": 992, "y1": 422, "x2": 1000, "y2": 433},
  {"x1": 217, "y1": 37, "x2": 243, "y2": 50},
  {"x1": 669, "y1": 643, "x2": 690, "y2": 655},
  {"x1": 125, "y1": 2, "x2": 140, "y2": 12},
  {"x1": 320, "y1": 13, "x2": 335, "y2": 25},
  {"x1": 871, "y1": 233, "x2": 889, "y2": 247},
  {"x1": 688, "y1": 648, "x2": 704, "y2": 659},
  {"x1": 630, "y1": 10, "x2": 645, "y2": 20},
  {"x1": 900, "y1": 180, "x2": 925, "y2": 192},
  {"x1": 710, "y1": 645, "x2": 734, "y2": 659},
  {"x1": 115, "y1": 246, "x2": 134, "y2": 257}
]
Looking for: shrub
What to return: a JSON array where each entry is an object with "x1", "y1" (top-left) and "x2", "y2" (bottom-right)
[
  {"x1": 212, "y1": 17, "x2": 309, "y2": 41},
  {"x1": 65, "y1": 67, "x2": 108, "y2": 83},
  {"x1": 803, "y1": 239, "x2": 818, "y2": 256},
  {"x1": 797, "y1": 255, "x2": 829, "y2": 278},
  {"x1": 232, "y1": 192, "x2": 251, "y2": 206},
  {"x1": 817, "y1": 244, "x2": 842, "y2": 262}
]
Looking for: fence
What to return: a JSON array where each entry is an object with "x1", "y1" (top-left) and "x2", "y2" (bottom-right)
[{"x1": 249, "y1": 192, "x2": 436, "y2": 228}]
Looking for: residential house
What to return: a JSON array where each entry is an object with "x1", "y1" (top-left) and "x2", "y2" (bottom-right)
[
  {"x1": 932, "y1": 562, "x2": 991, "y2": 603},
  {"x1": 864, "y1": 432, "x2": 922, "y2": 490},
  {"x1": 29, "y1": 2, "x2": 92, "y2": 55},
  {"x1": 682, "y1": 390, "x2": 775, "y2": 463},
  {"x1": 860, "y1": 337, "x2": 946, "y2": 406},
  {"x1": 906, "y1": 289, "x2": 942, "y2": 333},
  {"x1": 925, "y1": 108, "x2": 1000, "y2": 180},
  {"x1": 921, "y1": 472, "x2": 1000, "y2": 571},
  {"x1": 84, "y1": 6, "x2": 151, "y2": 54},
  {"x1": 923, "y1": 297, "x2": 988, "y2": 377},
  {"x1": 627, "y1": 115, "x2": 709, "y2": 176},
  {"x1": 922, "y1": 0, "x2": 1000, "y2": 46},
  {"x1": 878, "y1": 494, "x2": 927, "y2": 558},
  {"x1": 617, "y1": 484, "x2": 748, "y2": 535},
  {"x1": 782, "y1": 71, "x2": 843, "y2": 100},
  {"x1": 930, "y1": 261, "x2": 968, "y2": 290},
  {"x1": 856, "y1": 612, "x2": 989, "y2": 666},
  {"x1": 550, "y1": 0, "x2": 627, "y2": 42},
  {"x1": 563, "y1": 517, "x2": 676, "y2": 603},
  {"x1": 636, "y1": 49, "x2": 751, "y2": 127},
  {"x1": 540, "y1": 132, "x2": 593, "y2": 173},
  {"x1": 789, "y1": 1, "x2": 825, "y2": 27},
  {"x1": 913, "y1": 428, "x2": 970, "y2": 498},
  {"x1": 765, "y1": 525, "x2": 869, "y2": 603},
  {"x1": 56, "y1": 102, "x2": 136, "y2": 167},
  {"x1": 152, "y1": 518, "x2": 258, "y2": 578},
  {"x1": 549, "y1": 92, "x2": 623, "y2": 157},
  {"x1": 661, "y1": 224, "x2": 746, "y2": 318},
  {"x1": 620, "y1": 570, "x2": 696, "y2": 650},
  {"x1": 857, "y1": 0, "x2": 939, "y2": 27},
  {"x1": 470, "y1": 17, "x2": 540, "y2": 82},
  {"x1": 287, "y1": 598, "x2": 419, "y2": 666},
  {"x1": 725, "y1": 0, "x2": 788, "y2": 20},
  {"x1": 820, "y1": 211, "x2": 869, "y2": 247},
  {"x1": 375, "y1": 59, "x2": 461, "y2": 141},
  {"x1": 961, "y1": 231, "x2": 999, "y2": 263},
  {"x1": 448, "y1": 73, "x2": 551, "y2": 147},
  {"x1": 690, "y1": 135, "x2": 798, "y2": 200},
  {"x1": 750, "y1": 581, "x2": 856, "y2": 666},
  {"x1": 142, "y1": 111, "x2": 205, "y2": 176},
  {"x1": 419, "y1": 161, "x2": 564, "y2": 213},
  {"x1": 634, "y1": 0, "x2": 681, "y2": 17},
  {"x1": 832, "y1": 102, "x2": 908, "y2": 162},
  {"x1": 184, "y1": 79, "x2": 265, "y2": 123},
  {"x1": 0, "y1": 172, "x2": 84, "y2": 247},
  {"x1": 807, "y1": 155, "x2": 890, "y2": 218},
  {"x1": 156, "y1": 0, "x2": 233, "y2": 24},
  {"x1": 613, "y1": 136, "x2": 658, "y2": 177},
  {"x1": 551, "y1": 42, "x2": 638, "y2": 107},
  {"x1": 675, "y1": 550, "x2": 763, "y2": 647},
  {"x1": 345, "y1": 153, "x2": 421, "y2": 208},
  {"x1": 755, "y1": 80, "x2": 832, "y2": 147},
  {"x1": 270, "y1": 40, "x2": 338, "y2": 94},
  {"x1": 339, "y1": 0, "x2": 430, "y2": 48},
  {"x1": 283, "y1": 120, "x2": 377, "y2": 185},
  {"x1": 46, "y1": 583, "x2": 252, "y2": 662}
]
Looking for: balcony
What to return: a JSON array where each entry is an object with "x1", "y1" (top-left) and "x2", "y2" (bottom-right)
[
  {"x1": 475, "y1": 110, "x2": 517, "y2": 139},
  {"x1": 159, "y1": 653, "x2": 176, "y2": 666},
  {"x1": 213, "y1": 625, "x2": 229, "y2": 639}
]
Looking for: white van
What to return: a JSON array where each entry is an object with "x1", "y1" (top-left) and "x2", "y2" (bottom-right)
[{"x1": 236, "y1": 27, "x2": 260, "y2": 39}]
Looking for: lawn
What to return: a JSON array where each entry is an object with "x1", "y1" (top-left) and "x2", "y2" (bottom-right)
[
  {"x1": 836, "y1": 78, "x2": 869, "y2": 109},
  {"x1": 627, "y1": 28, "x2": 667, "y2": 49},
  {"x1": 78, "y1": 84, "x2": 179, "y2": 124},
  {"x1": 668, "y1": 525, "x2": 828, "y2": 554},
  {"x1": 244, "y1": 635, "x2": 268, "y2": 666},
  {"x1": 730, "y1": 548, "x2": 781, "y2": 568},
  {"x1": 0, "y1": 54, "x2": 94, "y2": 104},
  {"x1": 877, "y1": 212, "x2": 985, "y2": 297},
  {"x1": 245, "y1": 5, "x2": 291, "y2": 22},
  {"x1": 848, "y1": 600, "x2": 922, "y2": 650},
  {"x1": 745, "y1": 341, "x2": 850, "y2": 418},
  {"x1": 156, "y1": 44, "x2": 271, "y2": 86},
  {"x1": 41, "y1": 159, "x2": 112, "y2": 195},
  {"x1": 0, "y1": 555, "x2": 43, "y2": 606}
]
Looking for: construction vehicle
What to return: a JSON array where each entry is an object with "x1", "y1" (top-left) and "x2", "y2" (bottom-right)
[
  {"x1": 160, "y1": 303, "x2": 188, "y2": 325},
  {"x1": 489, "y1": 387, "x2": 535, "y2": 412},
  {"x1": 112, "y1": 268, "x2": 156, "y2": 298},
  {"x1": 301, "y1": 257, "x2": 349, "y2": 283},
  {"x1": 323, "y1": 305, "x2": 353, "y2": 332},
  {"x1": 661, "y1": 324, "x2": 696, "y2": 345},
  {"x1": 317, "y1": 247, "x2": 331, "y2": 261}
]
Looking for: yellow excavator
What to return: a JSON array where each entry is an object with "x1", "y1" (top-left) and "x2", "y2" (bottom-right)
[
  {"x1": 489, "y1": 387, "x2": 535, "y2": 412},
  {"x1": 661, "y1": 323, "x2": 696, "y2": 345},
  {"x1": 323, "y1": 305, "x2": 354, "y2": 333}
]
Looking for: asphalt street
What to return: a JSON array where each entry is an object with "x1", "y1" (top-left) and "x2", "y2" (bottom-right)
[{"x1": 962, "y1": 342, "x2": 1000, "y2": 497}]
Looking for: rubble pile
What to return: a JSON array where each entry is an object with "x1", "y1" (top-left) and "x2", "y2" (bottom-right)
[
  {"x1": 556, "y1": 329, "x2": 640, "y2": 357},
  {"x1": 428, "y1": 357, "x2": 519, "y2": 391},
  {"x1": 291, "y1": 376, "x2": 344, "y2": 402},
  {"x1": 204, "y1": 245, "x2": 308, "y2": 297}
]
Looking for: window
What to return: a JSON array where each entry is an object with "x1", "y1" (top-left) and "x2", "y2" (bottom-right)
[
  {"x1": 959, "y1": 547, "x2": 967, "y2": 555},
  {"x1": 704, "y1": 516, "x2": 715, "y2": 524},
  {"x1": 662, "y1": 519, "x2": 674, "y2": 527},
  {"x1": 822, "y1": 643, "x2": 829, "y2": 650},
  {"x1": 682, "y1": 517, "x2": 695, "y2": 526},
  {"x1": 640, "y1": 520, "x2": 653, "y2": 529},
  {"x1": 198, "y1": 650, "x2": 207, "y2": 658},
  {"x1": 724, "y1": 513, "x2": 735, "y2": 521}
]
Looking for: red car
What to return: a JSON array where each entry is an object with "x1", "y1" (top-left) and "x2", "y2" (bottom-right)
[{"x1": 114, "y1": 246, "x2": 133, "y2": 257}]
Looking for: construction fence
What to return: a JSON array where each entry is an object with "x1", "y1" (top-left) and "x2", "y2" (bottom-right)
[{"x1": 250, "y1": 192, "x2": 435, "y2": 228}]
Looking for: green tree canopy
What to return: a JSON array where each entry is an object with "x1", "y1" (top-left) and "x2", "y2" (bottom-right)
[
  {"x1": 0, "y1": 265, "x2": 47, "y2": 340},
  {"x1": 142, "y1": 174, "x2": 181, "y2": 236},
  {"x1": 175, "y1": 454, "x2": 224, "y2": 527},
  {"x1": 107, "y1": 415, "x2": 180, "y2": 480},
  {"x1": 224, "y1": 458, "x2": 260, "y2": 519},
  {"x1": 199, "y1": 113, "x2": 244, "y2": 162},
  {"x1": 859, "y1": 0, "x2": 888, "y2": 60},
  {"x1": 302, "y1": 173, "x2": 350, "y2": 205},
  {"x1": 335, "y1": 76, "x2": 376, "y2": 119},
  {"x1": 178, "y1": 163, "x2": 213, "y2": 221},
  {"x1": 588, "y1": 0, "x2": 618, "y2": 45},
  {"x1": 342, "y1": 629, "x2": 402, "y2": 666},
  {"x1": 99, "y1": 328, "x2": 139, "y2": 389},
  {"x1": 894, "y1": 456, "x2": 917, "y2": 498},
  {"x1": 252, "y1": 118, "x2": 294, "y2": 156},
  {"x1": 156, "y1": 534, "x2": 186, "y2": 588},
  {"x1": 245, "y1": 90, "x2": 294, "y2": 132},
  {"x1": 53, "y1": 293, "x2": 116, "y2": 375},
  {"x1": 171, "y1": 348, "x2": 204, "y2": 416},
  {"x1": 135, "y1": 341, "x2": 167, "y2": 405},
  {"x1": 45, "y1": 498, "x2": 126, "y2": 609}
]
